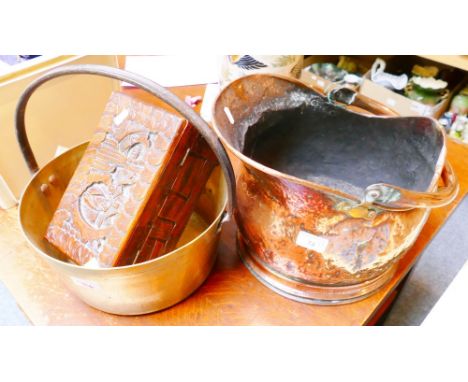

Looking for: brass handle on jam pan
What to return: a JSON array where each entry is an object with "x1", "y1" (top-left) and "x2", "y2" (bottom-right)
[
  {"x1": 15, "y1": 64, "x2": 237, "y2": 215},
  {"x1": 364, "y1": 160, "x2": 459, "y2": 211}
]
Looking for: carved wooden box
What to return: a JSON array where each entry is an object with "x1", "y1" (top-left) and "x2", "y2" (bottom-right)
[{"x1": 45, "y1": 92, "x2": 217, "y2": 267}]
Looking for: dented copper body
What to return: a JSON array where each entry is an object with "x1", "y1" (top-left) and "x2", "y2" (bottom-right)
[
  {"x1": 213, "y1": 74, "x2": 458, "y2": 304},
  {"x1": 235, "y1": 164, "x2": 430, "y2": 286}
]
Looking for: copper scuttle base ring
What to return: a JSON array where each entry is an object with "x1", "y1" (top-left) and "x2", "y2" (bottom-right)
[{"x1": 237, "y1": 232, "x2": 399, "y2": 305}]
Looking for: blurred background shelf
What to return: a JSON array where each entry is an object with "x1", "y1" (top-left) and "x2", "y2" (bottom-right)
[{"x1": 418, "y1": 55, "x2": 468, "y2": 72}]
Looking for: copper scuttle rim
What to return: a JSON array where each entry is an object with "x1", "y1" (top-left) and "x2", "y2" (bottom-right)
[{"x1": 212, "y1": 73, "x2": 457, "y2": 211}]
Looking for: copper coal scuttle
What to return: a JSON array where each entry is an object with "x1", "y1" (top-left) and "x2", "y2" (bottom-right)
[{"x1": 212, "y1": 74, "x2": 458, "y2": 304}]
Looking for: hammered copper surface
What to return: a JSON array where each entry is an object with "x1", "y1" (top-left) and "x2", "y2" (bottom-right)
[
  {"x1": 212, "y1": 74, "x2": 458, "y2": 303},
  {"x1": 235, "y1": 162, "x2": 428, "y2": 285}
]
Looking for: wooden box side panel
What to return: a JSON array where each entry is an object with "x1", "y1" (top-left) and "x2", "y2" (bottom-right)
[{"x1": 123, "y1": 124, "x2": 218, "y2": 265}]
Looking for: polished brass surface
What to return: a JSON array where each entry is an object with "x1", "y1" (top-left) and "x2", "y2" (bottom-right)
[
  {"x1": 19, "y1": 143, "x2": 228, "y2": 315},
  {"x1": 15, "y1": 65, "x2": 232, "y2": 315}
]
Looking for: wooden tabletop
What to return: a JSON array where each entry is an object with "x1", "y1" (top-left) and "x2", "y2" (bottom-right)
[{"x1": 1, "y1": 84, "x2": 467, "y2": 325}]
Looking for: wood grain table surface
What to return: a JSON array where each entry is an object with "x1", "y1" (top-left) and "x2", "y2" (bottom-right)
[{"x1": 1, "y1": 84, "x2": 467, "y2": 325}]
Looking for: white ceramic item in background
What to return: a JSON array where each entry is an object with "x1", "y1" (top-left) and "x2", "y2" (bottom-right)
[
  {"x1": 412, "y1": 76, "x2": 448, "y2": 90},
  {"x1": 219, "y1": 55, "x2": 303, "y2": 88},
  {"x1": 371, "y1": 58, "x2": 408, "y2": 91}
]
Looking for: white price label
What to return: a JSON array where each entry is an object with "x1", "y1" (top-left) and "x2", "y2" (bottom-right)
[{"x1": 295, "y1": 230, "x2": 329, "y2": 253}]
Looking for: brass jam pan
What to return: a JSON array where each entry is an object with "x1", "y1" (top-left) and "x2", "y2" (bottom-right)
[{"x1": 16, "y1": 65, "x2": 235, "y2": 315}]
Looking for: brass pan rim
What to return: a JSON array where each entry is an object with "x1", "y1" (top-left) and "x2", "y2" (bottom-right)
[{"x1": 18, "y1": 141, "x2": 228, "y2": 275}]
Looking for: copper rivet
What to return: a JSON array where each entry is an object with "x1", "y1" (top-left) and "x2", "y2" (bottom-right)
[
  {"x1": 40, "y1": 184, "x2": 48, "y2": 193},
  {"x1": 48, "y1": 174, "x2": 57, "y2": 184}
]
